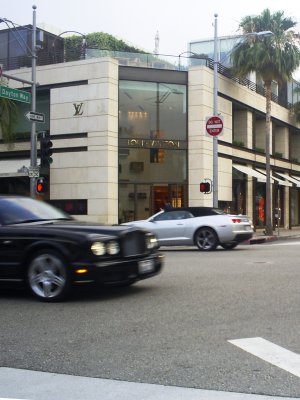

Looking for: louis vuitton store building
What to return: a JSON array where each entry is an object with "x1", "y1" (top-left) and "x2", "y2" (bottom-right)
[{"x1": 1, "y1": 55, "x2": 300, "y2": 229}]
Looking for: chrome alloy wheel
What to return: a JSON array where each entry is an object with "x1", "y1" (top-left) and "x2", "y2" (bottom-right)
[
  {"x1": 195, "y1": 227, "x2": 218, "y2": 251},
  {"x1": 27, "y1": 251, "x2": 69, "y2": 301}
]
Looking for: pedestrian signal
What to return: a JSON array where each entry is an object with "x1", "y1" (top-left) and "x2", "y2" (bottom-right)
[{"x1": 200, "y1": 182, "x2": 211, "y2": 193}]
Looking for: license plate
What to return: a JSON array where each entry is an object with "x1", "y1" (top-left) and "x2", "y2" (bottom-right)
[{"x1": 138, "y1": 259, "x2": 154, "y2": 274}]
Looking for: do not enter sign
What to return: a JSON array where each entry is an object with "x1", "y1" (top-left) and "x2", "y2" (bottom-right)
[{"x1": 206, "y1": 116, "x2": 223, "y2": 137}]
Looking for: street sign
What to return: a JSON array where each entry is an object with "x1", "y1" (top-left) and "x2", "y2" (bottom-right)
[
  {"x1": 28, "y1": 166, "x2": 40, "y2": 178},
  {"x1": 206, "y1": 116, "x2": 224, "y2": 137},
  {"x1": 25, "y1": 111, "x2": 45, "y2": 123},
  {"x1": 0, "y1": 85, "x2": 31, "y2": 104}
]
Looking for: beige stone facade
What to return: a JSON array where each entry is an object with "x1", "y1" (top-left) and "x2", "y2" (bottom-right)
[{"x1": 2, "y1": 58, "x2": 300, "y2": 228}]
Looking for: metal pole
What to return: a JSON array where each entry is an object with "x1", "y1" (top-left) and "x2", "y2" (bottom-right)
[
  {"x1": 213, "y1": 13, "x2": 218, "y2": 208},
  {"x1": 30, "y1": 5, "x2": 37, "y2": 198}
]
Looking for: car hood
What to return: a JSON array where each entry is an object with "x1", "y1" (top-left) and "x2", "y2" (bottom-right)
[{"x1": 11, "y1": 220, "x2": 144, "y2": 237}]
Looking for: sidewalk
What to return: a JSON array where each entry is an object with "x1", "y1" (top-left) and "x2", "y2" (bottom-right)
[{"x1": 250, "y1": 227, "x2": 300, "y2": 244}]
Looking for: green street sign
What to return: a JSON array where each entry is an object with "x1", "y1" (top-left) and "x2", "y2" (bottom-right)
[{"x1": 0, "y1": 85, "x2": 31, "y2": 104}]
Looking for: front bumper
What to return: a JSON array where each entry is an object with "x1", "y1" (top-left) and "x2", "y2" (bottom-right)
[{"x1": 72, "y1": 253, "x2": 164, "y2": 286}]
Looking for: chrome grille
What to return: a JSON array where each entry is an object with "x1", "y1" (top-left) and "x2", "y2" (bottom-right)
[{"x1": 122, "y1": 231, "x2": 146, "y2": 257}]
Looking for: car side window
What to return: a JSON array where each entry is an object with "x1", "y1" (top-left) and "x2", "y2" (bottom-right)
[
  {"x1": 184, "y1": 212, "x2": 194, "y2": 219},
  {"x1": 154, "y1": 211, "x2": 178, "y2": 221},
  {"x1": 175, "y1": 211, "x2": 193, "y2": 220},
  {"x1": 154, "y1": 211, "x2": 193, "y2": 221}
]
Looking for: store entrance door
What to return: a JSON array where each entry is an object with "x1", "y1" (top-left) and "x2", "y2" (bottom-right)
[
  {"x1": 118, "y1": 183, "x2": 187, "y2": 223},
  {"x1": 151, "y1": 184, "x2": 185, "y2": 214}
]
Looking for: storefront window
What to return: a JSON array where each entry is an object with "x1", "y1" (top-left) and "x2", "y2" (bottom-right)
[
  {"x1": 119, "y1": 148, "x2": 186, "y2": 183},
  {"x1": 219, "y1": 169, "x2": 246, "y2": 215},
  {"x1": 15, "y1": 91, "x2": 50, "y2": 138},
  {"x1": 254, "y1": 182, "x2": 266, "y2": 227},
  {"x1": 119, "y1": 80, "x2": 187, "y2": 221},
  {"x1": 290, "y1": 188, "x2": 300, "y2": 226},
  {"x1": 119, "y1": 81, "x2": 186, "y2": 140}
]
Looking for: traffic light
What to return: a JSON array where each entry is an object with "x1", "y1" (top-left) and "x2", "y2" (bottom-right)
[
  {"x1": 40, "y1": 135, "x2": 53, "y2": 167},
  {"x1": 36, "y1": 177, "x2": 48, "y2": 194},
  {"x1": 200, "y1": 181, "x2": 211, "y2": 193}
]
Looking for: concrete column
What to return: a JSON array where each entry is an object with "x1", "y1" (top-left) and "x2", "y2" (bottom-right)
[
  {"x1": 233, "y1": 110, "x2": 253, "y2": 149},
  {"x1": 274, "y1": 126, "x2": 289, "y2": 159}
]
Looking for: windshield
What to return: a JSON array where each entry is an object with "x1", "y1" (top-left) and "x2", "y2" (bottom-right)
[{"x1": 0, "y1": 197, "x2": 72, "y2": 225}]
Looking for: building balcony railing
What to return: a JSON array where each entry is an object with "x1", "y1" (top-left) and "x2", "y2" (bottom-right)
[{"x1": 0, "y1": 47, "x2": 297, "y2": 110}]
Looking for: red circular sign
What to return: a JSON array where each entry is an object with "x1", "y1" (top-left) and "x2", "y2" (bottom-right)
[{"x1": 206, "y1": 116, "x2": 223, "y2": 136}]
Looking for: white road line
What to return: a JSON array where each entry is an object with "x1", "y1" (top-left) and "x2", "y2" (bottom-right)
[
  {"x1": 271, "y1": 242, "x2": 300, "y2": 245},
  {"x1": 2, "y1": 367, "x2": 298, "y2": 400},
  {"x1": 228, "y1": 337, "x2": 300, "y2": 378}
]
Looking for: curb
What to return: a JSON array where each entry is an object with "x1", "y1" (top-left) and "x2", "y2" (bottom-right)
[
  {"x1": 249, "y1": 236, "x2": 277, "y2": 245},
  {"x1": 248, "y1": 234, "x2": 300, "y2": 245}
]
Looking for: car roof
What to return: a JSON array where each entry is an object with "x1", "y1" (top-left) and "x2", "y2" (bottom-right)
[{"x1": 164, "y1": 207, "x2": 223, "y2": 217}]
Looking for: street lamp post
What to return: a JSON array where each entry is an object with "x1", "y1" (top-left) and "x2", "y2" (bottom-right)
[
  {"x1": 52, "y1": 31, "x2": 86, "y2": 63},
  {"x1": 30, "y1": 5, "x2": 37, "y2": 198},
  {"x1": 213, "y1": 13, "x2": 219, "y2": 208}
]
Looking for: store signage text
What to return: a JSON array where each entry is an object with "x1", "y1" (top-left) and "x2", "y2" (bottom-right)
[
  {"x1": 73, "y1": 102, "x2": 84, "y2": 116},
  {"x1": 126, "y1": 139, "x2": 181, "y2": 149}
]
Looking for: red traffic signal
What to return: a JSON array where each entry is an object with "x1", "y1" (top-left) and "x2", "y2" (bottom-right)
[
  {"x1": 200, "y1": 181, "x2": 211, "y2": 193},
  {"x1": 36, "y1": 177, "x2": 48, "y2": 194}
]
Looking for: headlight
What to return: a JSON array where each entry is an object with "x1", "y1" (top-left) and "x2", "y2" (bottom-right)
[
  {"x1": 106, "y1": 240, "x2": 120, "y2": 255},
  {"x1": 146, "y1": 234, "x2": 158, "y2": 250},
  {"x1": 91, "y1": 241, "x2": 106, "y2": 256}
]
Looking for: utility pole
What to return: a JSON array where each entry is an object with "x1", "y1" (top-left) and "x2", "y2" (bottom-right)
[
  {"x1": 213, "y1": 13, "x2": 219, "y2": 208},
  {"x1": 29, "y1": 5, "x2": 37, "y2": 198}
]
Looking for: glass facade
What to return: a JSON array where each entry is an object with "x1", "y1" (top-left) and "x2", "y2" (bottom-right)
[
  {"x1": 15, "y1": 91, "x2": 50, "y2": 138},
  {"x1": 118, "y1": 80, "x2": 187, "y2": 222}
]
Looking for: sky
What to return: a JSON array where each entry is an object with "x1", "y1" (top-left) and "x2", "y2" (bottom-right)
[{"x1": 1, "y1": 0, "x2": 300, "y2": 77}]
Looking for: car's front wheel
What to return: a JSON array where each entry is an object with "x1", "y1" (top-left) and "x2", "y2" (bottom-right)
[
  {"x1": 27, "y1": 250, "x2": 71, "y2": 302},
  {"x1": 194, "y1": 227, "x2": 218, "y2": 251}
]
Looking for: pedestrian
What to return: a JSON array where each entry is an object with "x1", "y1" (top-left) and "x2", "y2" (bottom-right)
[{"x1": 163, "y1": 199, "x2": 172, "y2": 211}]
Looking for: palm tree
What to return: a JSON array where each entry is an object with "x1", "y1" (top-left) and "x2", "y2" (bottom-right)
[{"x1": 231, "y1": 8, "x2": 300, "y2": 235}]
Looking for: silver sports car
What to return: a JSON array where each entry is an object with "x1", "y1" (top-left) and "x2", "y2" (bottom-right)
[{"x1": 122, "y1": 207, "x2": 253, "y2": 251}]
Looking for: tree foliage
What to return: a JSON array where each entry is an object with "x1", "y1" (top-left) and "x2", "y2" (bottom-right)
[
  {"x1": 231, "y1": 9, "x2": 300, "y2": 85},
  {"x1": 0, "y1": 79, "x2": 18, "y2": 144},
  {"x1": 65, "y1": 32, "x2": 144, "y2": 53},
  {"x1": 231, "y1": 8, "x2": 300, "y2": 235}
]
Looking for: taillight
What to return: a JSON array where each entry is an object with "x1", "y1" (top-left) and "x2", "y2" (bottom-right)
[{"x1": 232, "y1": 218, "x2": 241, "y2": 223}]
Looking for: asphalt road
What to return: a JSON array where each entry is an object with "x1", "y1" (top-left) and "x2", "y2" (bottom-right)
[{"x1": 1, "y1": 240, "x2": 300, "y2": 398}]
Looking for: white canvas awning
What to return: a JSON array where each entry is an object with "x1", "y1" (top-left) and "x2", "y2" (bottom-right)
[
  {"x1": 291, "y1": 175, "x2": 300, "y2": 185},
  {"x1": 233, "y1": 164, "x2": 267, "y2": 182},
  {"x1": 275, "y1": 172, "x2": 300, "y2": 187},
  {"x1": 256, "y1": 169, "x2": 292, "y2": 187}
]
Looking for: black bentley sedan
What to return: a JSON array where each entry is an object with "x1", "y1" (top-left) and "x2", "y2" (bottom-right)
[{"x1": 0, "y1": 196, "x2": 164, "y2": 302}]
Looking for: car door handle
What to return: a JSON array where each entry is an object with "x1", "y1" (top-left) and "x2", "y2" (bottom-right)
[
  {"x1": 176, "y1": 223, "x2": 184, "y2": 226},
  {"x1": 3, "y1": 240, "x2": 12, "y2": 245}
]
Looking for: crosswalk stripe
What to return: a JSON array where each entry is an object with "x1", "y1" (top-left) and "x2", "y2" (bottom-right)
[{"x1": 228, "y1": 337, "x2": 300, "y2": 378}]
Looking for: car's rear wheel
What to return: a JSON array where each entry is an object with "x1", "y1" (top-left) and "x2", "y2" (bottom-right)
[
  {"x1": 220, "y1": 242, "x2": 238, "y2": 250},
  {"x1": 27, "y1": 250, "x2": 71, "y2": 302},
  {"x1": 194, "y1": 227, "x2": 218, "y2": 251}
]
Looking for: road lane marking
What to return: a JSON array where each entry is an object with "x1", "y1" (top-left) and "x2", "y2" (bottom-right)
[
  {"x1": 3, "y1": 366, "x2": 299, "y2": 400},
  {"x1": 228, "y1": 337, "x2": 300, "y2": 378}
]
